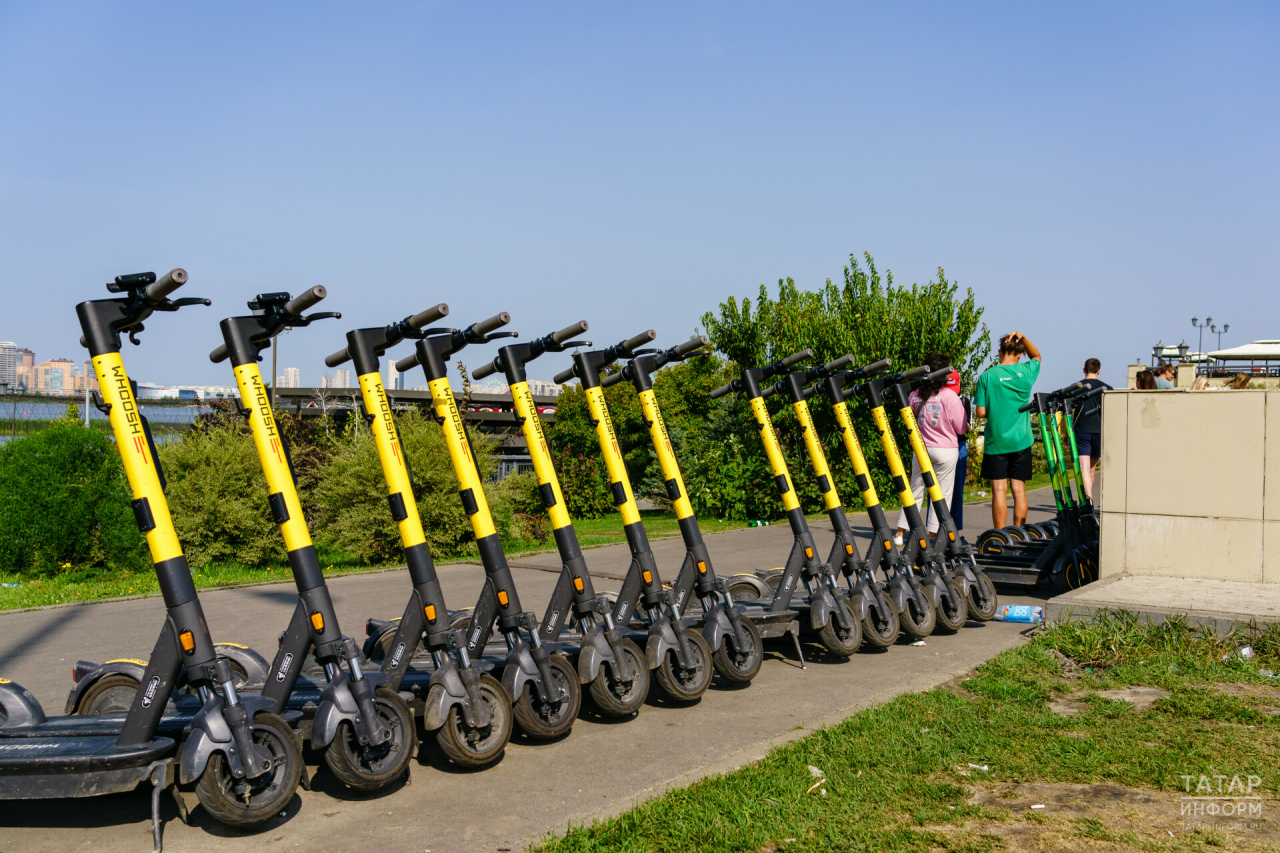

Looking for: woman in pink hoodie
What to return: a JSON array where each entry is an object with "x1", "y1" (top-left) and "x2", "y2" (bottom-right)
[{"x1": 895, "y1": 353, "x2": 969, "y2": 544}]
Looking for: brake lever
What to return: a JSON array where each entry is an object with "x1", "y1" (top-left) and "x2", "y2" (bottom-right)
[
  {"x1": 485, "y1": 331, "x2": 518, "y2": 341},
  {"x1": 171, "y1": 297, "x2": 212, "y2": 308},
  {"x1": 128, "y1": 327, "x2": 144, "y2": 346},
  {"x1": 303, "y1": 311, "x2": 342, "y2": 323}
]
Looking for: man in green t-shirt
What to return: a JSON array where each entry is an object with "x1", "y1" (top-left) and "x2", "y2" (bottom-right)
[{"x1": 974, "y1": 332, "x2": 1042, "y2": 529}]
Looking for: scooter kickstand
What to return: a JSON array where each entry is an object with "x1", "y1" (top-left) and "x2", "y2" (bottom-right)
[
  {"x1": 789, "y1": 626, "x2": 807, "y2": 670},
  {"x1": 149, "y1": 767, "x2": 166, "y2": 853}
]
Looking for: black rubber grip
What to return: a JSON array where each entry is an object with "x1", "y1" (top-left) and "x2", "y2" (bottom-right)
[
  {"x1": 824, "y1": 354, "x2": 854, "y2": 373},
  {"x1": 926, "y1": 366, "x2": 953, "y2": 382},
  {"x1": 1080, "y1": 386, "x2": 1106, "y2": 401},
  {"x1": 325, "y1": 347, "x2": 351, "y2": 368},
  {"x1": 1066, "y1": 382, "x2": 1091, "y2": 397},
  {"x1": 552, "y1": 321, "x2": 589, "y2": 344},
  {"x1": 900, "y1": 365, "x2": 929, "y2": 381},
  {"x1": 1018, "y1": 399, "x2": 1037, "y2": 413},
  {"x1": 858, "y1": 358, "x2": 892, "y2": 376},
  {"x1": 553, "y1": 365, "x2": 576, "y2": 384},
  {"x1": 473, "y1": 360, "x2": 499, "y2": 380},
  {"x1": 284, "y1": 285, "x2": 327, "y2": 316},
  {"x1": 710, "y1": 381, "x2": 733, "y2": 399},
  {"x1": 802, "y1": 383, "x2": 819, "y2": 399},
  {"x1": 471, "y1": 312, "x2": 511, "y2": 337},
  {"x1": 395, "y1": 351, "x2": 420, "y2": 373},
  {"x1": 760, "y1": 382, "x2": 780, "y2": 398},
  {"x1": 623, "y1": 330, "x2": 657, "y2": 352},
  {"x1": 601, "y1": 371, "x2": 624, "y2": 388},
  {"x1": 781, "y1": 348, "x2": 814, "y2": 369},
  {"x1": 410, "y1": 304, "x2": 449, "y2": 329},
  {"x1": 210, "y1": 343, "x2": 229, "y2": 364},
  {"x1": 145, "y1": 268, "x2": 187, "y2": 301},
  {"x1": 674, "y1": 335, "x2": 709, "y2": 356}
]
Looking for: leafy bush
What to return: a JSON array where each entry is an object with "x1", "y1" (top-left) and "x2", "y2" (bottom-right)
[
  {"x1": 158, "y1": 419, "x2": 285, "y2": 568},
  {"x1": 312, "y1": 409, "x2": 501, "y2": 563},
  {"x1": 0, "y1": 424, "x2": 147, "y2": 574}
]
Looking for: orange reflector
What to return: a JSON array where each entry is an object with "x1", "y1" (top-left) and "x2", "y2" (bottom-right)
[
  {"x1": 179, "y1": 631, "x2": 195, "y2": 653},
  {"x1": 884, "y1": 541, "x2": 892, "y2": 551},
  {"x1": 424, "y1": 605, "x2": 436, "y2": 621},
  {"x1": 697, "y1": 561, "x2": 706, "y2": 574},
  {"x1": 948, "y1": 531, "x2": 956, "y2": 541},
  {"x1": 642, "y1": 570, "x2": 652, "y2": 584},
  {"x1": 574, "y1": 577, "x2": 584, "y2": 592},
  {"x1": 805, "y1": 548, "x2": 813, "y2": 559},
  {"x1": 497, "y1": 590, "x2": 509, "y2": 606},
  {"x1": 310, "y1": 612, "x2": 325, "y2": 632},
  {"x1": 845, "y1": 544, "x2": 854, "y2": 555},
  {"x1": 919, "y1": 539, "x2": 927, "y2": 549}
]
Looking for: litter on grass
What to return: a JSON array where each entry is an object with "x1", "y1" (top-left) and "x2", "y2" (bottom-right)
[
  {"x1": 967, "y1": 763, "x2": 989, "y2": 772},
  {"x1": 910, "y1": 640, "x2": 926, "y2": 647},
  {"x1": 808, "y1": 766, "x2": 825, "y2": 778}
]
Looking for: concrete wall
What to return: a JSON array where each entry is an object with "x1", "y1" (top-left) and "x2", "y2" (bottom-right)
[{"x1": 1099, "y1": 389, "x2": 1279, "y2": 583}]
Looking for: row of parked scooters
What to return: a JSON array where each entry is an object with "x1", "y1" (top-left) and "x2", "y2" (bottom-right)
[{"x1": 0, "y1": 270, "x2": 999, "y2": 850}]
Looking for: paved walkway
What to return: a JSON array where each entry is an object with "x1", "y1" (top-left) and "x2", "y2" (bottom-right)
[
  {"x1": 0, "y1": 492, "x2": 1058, "y2": 853},
  {"x1": 1048, "y1": 574, "x2": 1280, "y2": 632}
]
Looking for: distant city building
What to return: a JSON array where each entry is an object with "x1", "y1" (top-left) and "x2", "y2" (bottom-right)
[
  {"x1": 278, "y1": 367, "x2": 301, "y2": 388},
  {"x1": 319, "y1": 373, "x2": 332, "y2": 389},
  {"x1": 0, "y1": 342, "x2": 15, "y2": 388},
  {"x1": 527, "y1": 379, "x2": 562, "y2": 397},
  {"x1": 386, "y1": 360, "x2": 402, "y2": 391},
  {"x1": 13, "y1": 347, "x2": 35, "y2": 390},
  {"x1": 333, "y1": 368, "x2": 351, "y2": 388},
  {"x1": 34, "y1": 358, "x2": 76, "y2": 392}
]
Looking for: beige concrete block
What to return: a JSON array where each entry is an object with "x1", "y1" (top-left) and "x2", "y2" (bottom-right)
[
  {"x1": 1267, "y1": 392, "x2": 1280, "y2": 522},
  {"x1": 1100, "y1": 393, "x2": 1126, "y2": 513},
  {"x1": 1266, "y1": 520, "x2": 1280, "y2": 583},
  {"x1": 1125, "y1": 391, "x2": 1265, "y2": 520},
  {"x1": 1123, "y1": 514, "x2": 1264, "y2": 583},
  {"x1": 1176, "y1": 364, "x2": 1196, "y2": 388},
  {"x1": 1098, "y1": 511, "x2": 1126, "y2": 578}
]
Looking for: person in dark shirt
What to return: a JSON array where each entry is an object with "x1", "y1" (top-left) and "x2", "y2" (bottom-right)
[{"x1": 1073, "y1": 358, "x2": 1111, "y2": 501}]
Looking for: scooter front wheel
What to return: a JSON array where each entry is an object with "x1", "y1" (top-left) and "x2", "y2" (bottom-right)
[
  {"x1": 436, "y1": 673, "x2": 512, "y2": 768},
  {"x1": 898, "y1": 584, "x2": 937, "y2": 639},
  {"x1": 588, "y1": 638, "x2": 648, "y2": 717},
  {"x1": 933, "y1": 579, "x2": 970, "y2": 634},
  {"x1": 711, "y1": 615, "x2": 763, "y2": 683},
  {"x1": 195, "y1": 712, "x2": 301, "y2": 828},
  {"x1": 655, "y1": 630, "x2": 712, "y2": 702},
  {"x1": 324, "y1": 687, "x2": 416, "y2": 790},
  {"x1": 817, "y1": 601, "x2": 862, "y2": 656},
  {"x1": 966, "y1": 570, "x2": 999, "y2": 621},
  {"x1": 861, "y1": 589, "x2": 900, "y2": 648},
  {"x1": 514, "y1": 653, "x2": 581, "y2": 739}
]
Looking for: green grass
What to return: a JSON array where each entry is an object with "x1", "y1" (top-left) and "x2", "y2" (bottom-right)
[
  {"x1": 534, "y1": 614, "x2": 1280, "y2": 853},
  {"x1": 0, "y1": 510, "x2": 750, "y2": 611}
]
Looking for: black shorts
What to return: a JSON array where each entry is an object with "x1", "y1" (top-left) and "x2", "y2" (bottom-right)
[
  {"x1": 1076, "y1": 432, "x2": 1101, "y2": 458},
  {"x1": 981, "y1": 446, "x2": 1033, "y2": 482}
]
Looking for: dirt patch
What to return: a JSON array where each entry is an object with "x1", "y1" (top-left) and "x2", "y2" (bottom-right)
[
  {"x1": 917, "y1": 781, "x2": 1279, "y2": 851},
  {"x1": 1048, "y1": 686, "x2": 1171, "y2": 717}
]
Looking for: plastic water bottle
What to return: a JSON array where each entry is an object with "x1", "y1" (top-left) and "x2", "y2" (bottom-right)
[{"x1": 994, "y1": 605, "x2": 1043, "y2": 623}]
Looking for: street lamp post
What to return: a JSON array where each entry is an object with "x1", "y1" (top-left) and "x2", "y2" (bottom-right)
[
  {"x1": 1211, "y1": 322, "x2": 1229, "y2": 351},
  {"x1": 1191, "y1": 316, "x2": 1212, "y2": 361}
]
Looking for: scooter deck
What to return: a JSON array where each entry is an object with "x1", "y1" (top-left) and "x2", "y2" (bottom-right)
[{"x1": 0, "y1": 713, "x2": 191, "y2": 739}]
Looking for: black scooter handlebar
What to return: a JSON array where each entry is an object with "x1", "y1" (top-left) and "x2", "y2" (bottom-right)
[
  {"x1": 553, "y1": 365, "x2": 576, "y2": 384},
  {"x1": 1018, "y1": 397, "x2": 1037, "y2": 413},
  {"x1": 325, "y1": 347, "x2": 353, "y2": 368},
  {"x1": 473, "y1": 359, "x2": 499, "y2": 380},
  {"x1": 210, "y1": 343, "x2": 229, "y2": 363},
  {"x1": 710, "y1": 381, "x2": 734, "y2": 399},
  {"x1": 780, "y1": 348, "x2": 814, "y2": 370},
  {"x1": 284, "y1": 285, "x2": 327, "y2": 317},
  {"x1": 823, "y1": 354, "x2": 854, "y2": 373},
  {"x1": 675, "y1": 335, "x2": 710, "y2": 356},
  {"x1": 601, "y1": 370, "x2": 624, "y2": 388},
  {"x1": 411, "y1": 303, "x2": 450, "y2": 329},
  {"x1": 924, "y1": 366, "x2": 953, "y2": 383},
  {"x1": 146, "y1": 268, "x2": 188, "y2": 301},
  {"x1": 472, "y1": 312, "x2": 511, "y2": 337},
  {"x1": 623, "y1": 329, "x2": 658, "y2": 352},
  {"x1": 899, "y1": 365, "x2": 930, "y2": 382},
  {"x1": 859, "y1": 358, "x2": 892, "y2": 376},
  {"x1": 552, "y1": 321, "x2": 589, "y2": 344}
]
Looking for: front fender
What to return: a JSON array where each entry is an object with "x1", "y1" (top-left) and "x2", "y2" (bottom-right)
[
  {"x1": 179, "y1": 694, "x2": 232, "y2": 783},
  {"x1": 644, "y1": 619, "x2": 680, "y2": 669},
  {"x1": 311, "y1": 671, "x2": 388, "y2": 748},
  {"x1": 808, "y1": 589, "x2": 834, "y2": 632},
  {"x1": 212, "y1": 643, "x2": 271, "y2": 687},
  {"x1": 575, "y1": 626, "x2": 617, "y2": 685},
  {"x1": 499, "y1": 645, "x2": 543, "y2": 706},
  {"x1": 421, "y1": 664, "x2": 470, "y2": 731},
  {"x1": 700, "y1": 606, "x2": 733, "y2": 652}
]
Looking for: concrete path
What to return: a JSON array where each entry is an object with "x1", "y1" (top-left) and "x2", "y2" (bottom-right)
[
  {"x1": 0, "y1": 491, "x2": 1058, "y2": 852},
  {"x1": 1048, "y1": 574, "x2": 1280, "y2": 632}
]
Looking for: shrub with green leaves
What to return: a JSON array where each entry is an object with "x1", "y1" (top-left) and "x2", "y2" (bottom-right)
[
  {"x1": 0, "y1": 423, "x2": 147, "y2": 574},
  {"x1": 312, "y1": 409, "x2": 500, "y2": 563}
]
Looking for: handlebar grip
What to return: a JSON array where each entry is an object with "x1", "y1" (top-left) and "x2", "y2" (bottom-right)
[
  {"x1": 900, "y1": 365, "x2": 929, "y2": 382},
  {"x1": 859, "y1": 358, "x2": 892, "y2": 375},
  {"x1": 1066, "y1": 382, "x2": 1091, "y2": 398},
  {"x1": 823, "y1": 354, "x2": 854, "y2": 373},
  {"x1": 325, "y1": 347, "x2": 351, "y2": 368},
  {"x1": 395, "y1": 351, "x2": 420, "y2": 373},
  {"x1": 601, "y1": 371, "x2": 624, "y2": 388},
  {"x1": 553, "y1": 366, "x2": 576, "y2": 384},
  {"x1": 802, "y1": 383, "x2": 820, "y2": 400},
  {"x1": 470, "y1": 312, "x2": 511, "y2": 337},
  {"x1": 760, "y1": 382, "x2": 781, "y2": 398},
  {"x1": 210, "y1": 343, "x2": 229, "y2": 364},
  {"x1": 284, "y1": 285, "x2": 327, "y2": 316},
  {"x1": 1081, "y1": 386, "x2": 1106, "y2": 401},
  {"x1": 623, "y1": 329, "x2": 657, "y2": 352},
  {"x1": 1018, "y1": 400, "x2": 1036, "y2": 413},
  {"x1": 473, "y1": 359, "x2": 499, "y2": 380},
  {"x1": 780, "y1": 348, "x2": 814, "y2": 369},
  {"x1": 552, "y1": 321, "x2": 589, "y2": 344},
  {"x1": 145, "y1": 268, "x2": 187, "y2": 301},
  {"x1": 710, "y1": 381, "x2": 734, "y2": 399},
  {"x1": 926, "y1": 366, "x2": 953, "y2": 382},
  {"x1": 674, "y1": 335, "x2": 709, "y2": 357},
  {"x1": 410, "y1": 303, "x2": 449, "y2": 329}
]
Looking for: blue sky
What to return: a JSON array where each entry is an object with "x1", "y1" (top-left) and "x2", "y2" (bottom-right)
[{"x1": 2, "y1": 2, "x2": 1276, "y2": 390}]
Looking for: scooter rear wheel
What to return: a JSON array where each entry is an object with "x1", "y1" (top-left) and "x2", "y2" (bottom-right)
[
  {"x1": 861, "y1": 589, "x2": 900, "y2": 648},
  {"x1": 514, "y1": 653, "x2": 581, "y2": 738},
  {"x1": 898, "y1": 584, "x2": 936, "y2": 639},
  {"x1": 436, "y1": 673, "x2": 512, "y2": 768},
  {"x1": 966, "y1": 570, "x2": 999, "y2": 621},
  {"x1": 588, "y1": 638, "x2": 648, "y2": 716},
  {"x1": 711, "y1": 616, "x2": 763, "y2": 683},
  {"x1": 324, "y1": 687, "x2": 416, "y2": 790},
  {"x1": 655, "y1": 630, "x2": 712, "y2": 702},
  {"x1": 933, "y1": 579, "x2": 970, "y2": 634},
  {"x1": 195, "y1": 712, "x2": 301, "y2": 828},
  {"x1": 816, "y1": 599, "x2": 862, "y2": 656},
  {"x1": 76, "y1": 674, "x2": 140, "y2": 715}
]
